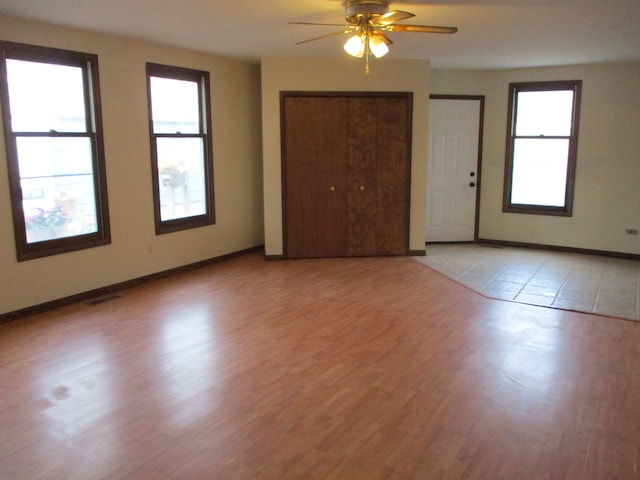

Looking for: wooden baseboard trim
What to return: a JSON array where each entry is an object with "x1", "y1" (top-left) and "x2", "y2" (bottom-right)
[
  {"x1": 426, "y1": 241, "x2": 475, "y2": 245},
  {"x1": 477, "y1": 238, "x2": 640, "y2": 261},
  {"x1": 267, "y1": 251, "x2": 424, "y2": 259},
  {"x1": 0, "y1": 245, "x2": 264, "y2": 324}
]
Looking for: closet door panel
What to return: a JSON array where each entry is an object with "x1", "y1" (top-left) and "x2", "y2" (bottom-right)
[
  {"x1": 347, "y1": 97, "x2": 379, "y2": 256},
  {"x1": 373, "y1": 96, "x2": 411, "y2": 255},
  {"x1": 283, "y1": 96, "x2": 349, "y2": 258}
]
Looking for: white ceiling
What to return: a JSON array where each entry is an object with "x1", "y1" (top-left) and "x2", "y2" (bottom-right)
[{"x1": 0, "y1": 0, "x2": 639, "y2": 70}]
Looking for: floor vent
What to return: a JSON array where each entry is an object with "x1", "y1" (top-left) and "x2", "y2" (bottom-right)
[{"x1": 86, "y1": 295, "x2": 122, "y2": 306}]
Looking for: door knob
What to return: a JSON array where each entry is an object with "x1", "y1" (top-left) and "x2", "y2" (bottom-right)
[
  {"x1": 359, "y1": 185, "x2": 365, "y2": 191},
  {"x1": 469, "y1": 182, "x2": 476, "y2": 187},
  {"x1": 329, "y1": 185, "x2": 335, "y2": 191}
]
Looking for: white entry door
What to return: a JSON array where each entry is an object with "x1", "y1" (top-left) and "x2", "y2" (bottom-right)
[{"x1": 426, "y1": 97, "x2": 482, "y2": 242}]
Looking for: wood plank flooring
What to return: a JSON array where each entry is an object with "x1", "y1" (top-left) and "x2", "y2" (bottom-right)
[{"x1": 1, "y1": 252, "x2": 639, "y2": 479}]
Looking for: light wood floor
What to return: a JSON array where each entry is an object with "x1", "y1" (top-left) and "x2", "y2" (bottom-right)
[{"x1": 2, "y1": 252, "x2": 639, "y2": 479}]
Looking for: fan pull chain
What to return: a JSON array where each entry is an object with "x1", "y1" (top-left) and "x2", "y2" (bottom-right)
[{"x1": 364, "y1": 36, "x2": 371, "y2": 74}]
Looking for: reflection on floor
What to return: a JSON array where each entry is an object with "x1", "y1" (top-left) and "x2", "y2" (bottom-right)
[{"x1": 414, "y1": 243, "x2": 640, "y2": 321}]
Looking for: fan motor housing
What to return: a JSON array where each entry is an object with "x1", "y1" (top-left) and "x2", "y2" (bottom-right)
[{"x1": 344, "y1": 0, "x2": 390, "y2": 23}]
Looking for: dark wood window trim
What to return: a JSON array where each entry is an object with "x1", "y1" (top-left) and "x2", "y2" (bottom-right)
[
  {"x1": 146, "y1": 63, "x2": 215, "y2": 235},
  {"x1": 0, "y1": 41, "x2": 111, "y2": 261},
  {"x1": 503, "y1": 80, "x2": 582, "y2": 216}
]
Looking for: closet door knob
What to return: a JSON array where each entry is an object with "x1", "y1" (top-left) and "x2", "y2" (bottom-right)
[
  {"x1": 329, "y1": 185, "x2": 335, "y2": 191},
  {"x1": 359, "y1": 185, "x2": 365, "y2": 191}
]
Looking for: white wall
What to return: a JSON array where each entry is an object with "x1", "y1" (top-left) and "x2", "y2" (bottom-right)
[
  {"x1": 0, "y1": 16, "x2": 264, "y2": 315},
  {"x1": 261, "y1": 56, "x2": 430, "y2": 256},
  {"x1": 432, "y1": 62, "x2": 640, "y2": 255}
]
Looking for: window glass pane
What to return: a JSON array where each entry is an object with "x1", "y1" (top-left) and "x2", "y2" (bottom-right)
[
  {"x1": 156, "y1": 137, "x2": 206, "y2": 221},
  {"x1": 17, "y1": 137, "x2": 98, "y2": 243},
  {"x1": 511, "y1": 138, "x2": 569, "y2": 207},
  {"x1": 515, "y1": 90, "x2": 574, "y2": 137},
  {"x1": 6, "y1": 59, "x2": 87, "y2": 133},
  {"x1": 150, "y1": 77, "x2": 200, "y2": 134}
]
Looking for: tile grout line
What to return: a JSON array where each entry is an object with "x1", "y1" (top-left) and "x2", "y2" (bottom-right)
[
  {"x1": 504, "y1": 254, "x2": 532, "y2": 302},
  {"x1": 515, "y1": 251, "x2": 564, "y2": 306},
  {"x1": 475, "y1": 254, "x2": 504, "y2": 294},
  {"x1": 551, "y1": 259, "x2": 570, "y2": 309},
  {"x1": 539, "y1": 255, "x2": 564, "y2": 307},
  {"x1": 565, "y1": 255, "x2": 598, "y2": 314},
  {"x1": 590, "y1": 260, "x2": 605, "y2": 316},
  {"x1": 515, "y1": 260, "x2": 542, "y2": 304}
]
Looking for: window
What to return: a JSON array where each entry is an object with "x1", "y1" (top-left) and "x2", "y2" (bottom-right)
[
  {"x1": 0, "y1": 41, "x2": 110, "y2": 261},
  {"x1": 146, "y1": 63, "x2": 215, "y2": 234},
  {"x1": 503, "y1": 80, "x2": 582, "y2": 216}
]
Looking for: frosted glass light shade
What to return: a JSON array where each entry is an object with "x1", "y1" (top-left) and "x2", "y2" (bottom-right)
[
  {"x1": 344, "y1": 35, "x2": 365, "y2": 58},
  {"x1": 369, "y1": 35, "x2": 389, "y2": 58}
]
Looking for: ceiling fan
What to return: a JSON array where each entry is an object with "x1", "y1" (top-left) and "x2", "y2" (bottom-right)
[{"x1": 290, "y1": 0, "x2": 458, "y2": 73}]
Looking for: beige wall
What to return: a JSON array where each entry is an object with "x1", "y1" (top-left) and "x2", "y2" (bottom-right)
[
  {"x1": 2, "y1": 15, "x2": 637, "y2": 316},
  {"x1": 0, "y1": 16, "x2": 264, "y2": 315},
  {"x1": 261, "y1": 56, "x2": 430, "y2": 256},
  {"x1": 432, "y1": 62, "x2": 640, "y2": 255}
]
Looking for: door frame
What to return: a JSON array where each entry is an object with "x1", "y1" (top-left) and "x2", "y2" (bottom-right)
[{"x1": 428, "y1": 94, "x2": 485, "y2": 242}]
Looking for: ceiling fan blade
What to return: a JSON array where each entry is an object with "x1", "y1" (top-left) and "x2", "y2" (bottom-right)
[
  {"x1": 374, "y1": 31, "x2": 394, "y2": 45},
  {"x1": 295, "y1": 30, "x2": 353, "y2": 45},
  {"x1": 384, "y1": 24, "x2": 458, "y2": 34},
  {"x1": 289, "y1": 21, "x2": 352, "y2": 28},
  {"x1": 370, "y1": 10, "x2": 415, "y2": 26}
]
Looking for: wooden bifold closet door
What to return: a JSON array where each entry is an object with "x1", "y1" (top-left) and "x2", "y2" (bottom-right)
[{"x1": 282, "y1": 92, "x2": 412, "y2": 258}]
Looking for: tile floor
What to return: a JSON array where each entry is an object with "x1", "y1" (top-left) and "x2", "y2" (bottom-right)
[{"x1": 413, "y1": 243, "x2": 640, "y2": 321}]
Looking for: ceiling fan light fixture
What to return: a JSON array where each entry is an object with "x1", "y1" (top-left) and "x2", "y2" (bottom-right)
[
  {"x1": 368, "y1": 34, "x2": 389, "y2": 58},
  {"x1": 344, "y1": 34, "x2": 366, "y2": 57},
  {"x1": 293, "y1": 0, "x2": 458, "y2": 74},
  {"x1": 343, "y1": 0, "x2": 390, "y2": 24}
]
